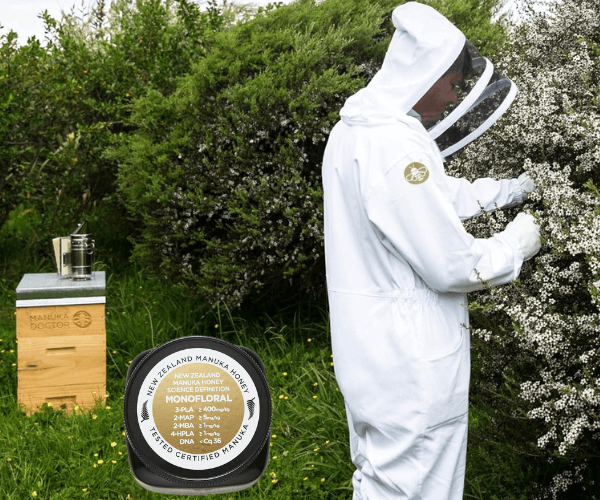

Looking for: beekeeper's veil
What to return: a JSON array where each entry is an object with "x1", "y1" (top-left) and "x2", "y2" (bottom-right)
[{"x1": 339, "y1": 1, "x2": 517, "y2": 159}]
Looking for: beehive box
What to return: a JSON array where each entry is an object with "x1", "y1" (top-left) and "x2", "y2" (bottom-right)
[{"x1": 16, "y1": 272, "x2": 106, "y2": 413}]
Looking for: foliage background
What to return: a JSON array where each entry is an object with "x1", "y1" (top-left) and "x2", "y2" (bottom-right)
[
  {"x1": 112, "y1": 0, "x2": 507, "y2": 309},
  {"x1": 0, "y1": 0, "x2": 232, "y2": 273}
]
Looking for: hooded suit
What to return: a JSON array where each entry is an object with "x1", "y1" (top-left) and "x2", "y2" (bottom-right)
[{"x1": 322, "y1": 3, "x2": 528, "y2": 499}]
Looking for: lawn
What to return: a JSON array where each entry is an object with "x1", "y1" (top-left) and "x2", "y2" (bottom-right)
[{"x1": 0, "y1": 268, "x2": 559, "y2": 499}]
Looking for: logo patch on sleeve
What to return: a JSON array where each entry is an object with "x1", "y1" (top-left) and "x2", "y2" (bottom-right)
[{"x1": 404, "y1": 162, "x2": 429, "y2": 185}]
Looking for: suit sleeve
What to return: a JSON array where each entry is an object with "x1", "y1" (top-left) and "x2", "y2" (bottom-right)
[
  {"x1": 365, "y1": 152, "x2": 524, "y2": 293},
  {"x1": 443, "y1": 175, "x2": 525, "y2": 221}
]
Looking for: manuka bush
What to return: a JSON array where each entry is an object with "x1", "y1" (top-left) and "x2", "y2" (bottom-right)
[
  {"x1": 115, "y1": 0, "x2": 506, "y2": 308},
  {"x1": 447, "y1": 0, "x2": 600, "y2": 496}
]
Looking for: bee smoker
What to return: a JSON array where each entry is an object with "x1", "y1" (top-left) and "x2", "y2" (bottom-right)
[{"x1": 52, "y1": 222, "x2": 95, "y2": 280}]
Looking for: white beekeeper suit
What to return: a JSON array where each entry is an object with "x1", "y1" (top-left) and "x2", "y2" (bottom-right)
[{"x1": 322, "y1": 3, "x2": 541, "y2": 500}]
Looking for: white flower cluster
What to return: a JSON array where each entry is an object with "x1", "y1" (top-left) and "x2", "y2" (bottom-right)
[
  {"x1": 534, "y1": 462, "x2": 587, "y2": 500},
  {"x1": 452, "y1": 0, "x2": 600, "y2": 496}
]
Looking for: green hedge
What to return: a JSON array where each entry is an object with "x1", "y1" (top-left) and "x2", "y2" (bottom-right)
[
  {"x1": 114, "y1": 0, "x2": 507, "y2": 308},
  {"x1": 0, "y1": 0, "x2": 226, "y2": 271}
]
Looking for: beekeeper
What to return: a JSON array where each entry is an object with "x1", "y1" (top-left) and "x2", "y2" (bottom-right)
[{"x1": 321, "y1": 2, "x2": 541, "y2": 500}]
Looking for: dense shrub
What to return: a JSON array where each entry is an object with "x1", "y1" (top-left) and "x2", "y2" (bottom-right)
[
  {"x1": 0, "y1": 0, "x2": 227, "y2": 269},
  {"x1": 115, "y1": 0, "x2": 507, "y2": 308},
  {"x1": 448, "y1": 0, "x2": 600, "y2": 496}
]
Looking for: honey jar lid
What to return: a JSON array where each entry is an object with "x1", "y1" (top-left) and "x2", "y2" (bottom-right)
[{"x1": 123, "y1": 336, "x2": 272, "y2": 490}]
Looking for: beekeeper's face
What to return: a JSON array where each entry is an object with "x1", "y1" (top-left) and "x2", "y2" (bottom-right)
[{"x1": 412, "y1": 72, "x2": 461, "y2": 128}]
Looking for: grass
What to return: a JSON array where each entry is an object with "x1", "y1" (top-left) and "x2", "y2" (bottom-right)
[
  {"x1": 0, "y1": 269, "x2": 353, "y2": 499},
  {"x1": 0, "y1": 267, "x2": 589, "y2": 499}
]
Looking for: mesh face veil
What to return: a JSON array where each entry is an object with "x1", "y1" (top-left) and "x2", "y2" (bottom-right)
[{"x1": 414, "y1": 40, "x2": 517, "y2": 159}]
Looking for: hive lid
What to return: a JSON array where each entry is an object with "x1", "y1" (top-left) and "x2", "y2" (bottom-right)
[{"x1": 16, "y1": 272, "x2": 106, "y2": 300}]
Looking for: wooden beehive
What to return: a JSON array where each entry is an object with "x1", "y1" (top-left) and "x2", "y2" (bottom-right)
[{"x1": 16, "y1": 272, "x2": 106, "y2": 413}]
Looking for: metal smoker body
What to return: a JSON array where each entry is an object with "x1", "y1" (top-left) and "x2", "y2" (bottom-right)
[{"x1": 52, "y1": 222, "x2": 95, "y2": 280}]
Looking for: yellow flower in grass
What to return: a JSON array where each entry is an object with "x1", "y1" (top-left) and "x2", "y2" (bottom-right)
[
  {"x1": 111, "y1": 442, "x2": 117, "y2": 447},
  {"x1": 98, "y1": 459, "x2": 103, "y2": 464},
  {"x1": 32, "y1": 492, "x2": 37, "y2": 497}
]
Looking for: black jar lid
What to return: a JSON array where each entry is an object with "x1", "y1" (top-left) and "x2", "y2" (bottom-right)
[{"x1": 123, "y1": 336, "x2": 272, "y2": 489}]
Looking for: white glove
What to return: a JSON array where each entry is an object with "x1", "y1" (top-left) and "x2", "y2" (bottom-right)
[
  {"x1": 502, "y1": 212, "x2": 541, "y2": 261},
  {"x1": 518, "y1": 172, "x2": 535, "y2": 201}
]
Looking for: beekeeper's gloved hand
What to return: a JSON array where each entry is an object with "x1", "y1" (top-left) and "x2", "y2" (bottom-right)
[
  {"x1": 502, "y1": 212, "x2": 541, "y2": 261},
  {"x1": 518, "y1": 172, "x2": 535, "y2": 201}
]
